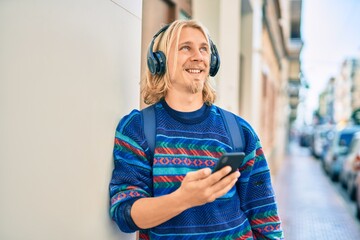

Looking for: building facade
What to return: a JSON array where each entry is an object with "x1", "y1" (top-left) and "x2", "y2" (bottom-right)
[{"x1": 316, "y1": 58, "x2": 360, "y2": 127}]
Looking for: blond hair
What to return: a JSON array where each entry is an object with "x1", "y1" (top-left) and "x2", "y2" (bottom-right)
[{"x1": 141, "y1": 19, "x2": 217, "y2": 105}]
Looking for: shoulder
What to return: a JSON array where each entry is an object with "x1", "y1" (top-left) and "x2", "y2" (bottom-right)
[
  {"x1": 114, "y1": 108, "x2": 150, "y2": 154},
  {"x1": 115, "y1": 109, "x2": 142, "y2": 134},
  {"x1": 115, "y1": 102, "x2": 164, "y2": 133}
]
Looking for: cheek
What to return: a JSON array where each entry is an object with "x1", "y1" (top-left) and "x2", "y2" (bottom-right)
[
  {"x1": 171, "y1": 57, "x2": 186, "y2": 74},
  {"x1": 167, "y1": 58, "x2": 175, "y2": 78},
  {"x1": 205, "y1": 56, "x2": 211, "y2": 66}
]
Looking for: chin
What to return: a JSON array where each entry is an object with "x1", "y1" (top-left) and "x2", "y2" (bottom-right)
[{"x1": 190, "y1": 83, "x2": 204, "y2": 94}]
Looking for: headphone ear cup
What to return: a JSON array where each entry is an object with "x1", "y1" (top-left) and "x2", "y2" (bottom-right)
[
  {"x1": 209, "y1": 53, "x2": 220, "y2": 77},
  {"x1": 154, "y1": 51, "x2": 166, "y2": 75},
  {"x1": 147, "y1": 25, "x2": 169, "y2": 75},
  {"x1": 147, "y1": 54, "x2": 158, "y2": 75},
  {"x1": 147, "y1": 51, "x2": 166, "y2": 75}
]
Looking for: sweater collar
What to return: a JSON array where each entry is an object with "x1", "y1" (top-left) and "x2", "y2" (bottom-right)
[{"x1": 160, "y1": 99, "x2": 211, "y2": 124}]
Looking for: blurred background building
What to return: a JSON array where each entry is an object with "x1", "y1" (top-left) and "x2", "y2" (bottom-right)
[
  {"x1": 316, "y1": 58, "x2": 360, "y2": 127},
  {"x1": 0, "y1": 0, "x2": 303, "y2": 239}
]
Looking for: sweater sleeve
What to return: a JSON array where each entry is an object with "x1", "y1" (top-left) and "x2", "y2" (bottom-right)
[
  {"x1": 109, "y1": 110, "x2": 153, "y2": 233},
  {"x1": 237, "y1": 120, "x2": 284, "y2": 239}
]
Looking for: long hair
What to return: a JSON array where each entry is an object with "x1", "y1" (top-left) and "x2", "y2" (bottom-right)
[{"x1": 141, "y1": 19, "x2": 217, "y2": 105}]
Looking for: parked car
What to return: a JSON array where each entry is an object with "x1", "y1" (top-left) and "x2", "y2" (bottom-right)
[
  {"x1": 323, "y1": 126, "x2": 360, "y2": 181},
  {"x1": 299, "y1": 125, "x2": 313, "y2": 148},
  {"x1": 340, "y1": 132, "x2": 360, "y2": 200},
  {"x1": 311, "y1": 124, "x2": 335, "y2": 160}
]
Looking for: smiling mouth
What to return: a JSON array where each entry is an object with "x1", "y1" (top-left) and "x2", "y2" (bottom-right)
[{"x1": 185, "y1": 68, "x2": 203, "y2": 74}]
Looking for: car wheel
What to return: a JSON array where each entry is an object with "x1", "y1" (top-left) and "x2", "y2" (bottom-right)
[{"x1": 330, "y1": 170, "x2": 338, "y2": 182}]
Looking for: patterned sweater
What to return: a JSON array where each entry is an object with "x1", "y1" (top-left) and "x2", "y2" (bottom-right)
[{"x1": 109, "y1": 100, "x2": 284, "y2": 239}]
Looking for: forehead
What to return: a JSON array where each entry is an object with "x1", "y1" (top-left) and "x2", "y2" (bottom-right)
[{"x1": 178, "y1": 27, "x2": 208, "y2": 44}]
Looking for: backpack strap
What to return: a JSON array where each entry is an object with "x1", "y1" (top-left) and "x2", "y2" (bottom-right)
[
  {"x1": 141, "y1": 105, "x2": 156, "y2": 156},
  {"x1": 141, "y1": 105, "x2": 245, "y2": 155},
  {"x1": 219, "y1": 108, "x2": 245, "y2": 152}
]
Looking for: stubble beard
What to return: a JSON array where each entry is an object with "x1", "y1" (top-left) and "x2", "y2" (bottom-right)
[{"x1": 188, "y1": 80, "x2": 204, "y2": 94}]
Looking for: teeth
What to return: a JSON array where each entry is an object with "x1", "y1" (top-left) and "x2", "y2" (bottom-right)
[{"x1": 187, "y1": 69, "x2": 201, "y2": 73}]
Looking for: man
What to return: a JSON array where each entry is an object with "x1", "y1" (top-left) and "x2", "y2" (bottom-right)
[{"x1": 109, "y1": 19, "x2": 284, "y2": 239}]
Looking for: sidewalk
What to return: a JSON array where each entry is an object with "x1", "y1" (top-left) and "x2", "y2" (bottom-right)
[{"x1": 273, "y1": 142, "x2": 360, "y2": 239}]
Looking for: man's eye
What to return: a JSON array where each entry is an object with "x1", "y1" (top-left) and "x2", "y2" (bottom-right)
[
  {"x1": 180, "y1": 46, "x2": 190, "y2": 51},
  {"x1": 200, "y1": 47, "x2": 208, "y2": 53}
]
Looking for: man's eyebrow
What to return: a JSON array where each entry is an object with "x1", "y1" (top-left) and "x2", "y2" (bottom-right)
[
  {"x1": 179, "y1": 41, "x2": 192, "y2": 46},
  {"x1": 179, "y1": 41, "x2": 209, "y2": 46}
]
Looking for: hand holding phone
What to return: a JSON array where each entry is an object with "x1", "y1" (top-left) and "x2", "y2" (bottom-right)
[{"x1": 213, "y1": 152, "x2": 245, "y2": 174}]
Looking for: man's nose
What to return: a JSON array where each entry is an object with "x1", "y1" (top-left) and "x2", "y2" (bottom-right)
[{"x1": 190, "y1": 49, "x2": 204, "y2": 61}]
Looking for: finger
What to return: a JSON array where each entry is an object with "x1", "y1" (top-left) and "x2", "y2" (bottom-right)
[
  {"x1": 211, "y1": 171, "x2": 240, "y2": 193},
  {"x1": 230, "y1": 170, "x2": 241, "y2": 179},
  {"x1": 212, "y1": 178, "x2": 238, "y2": 200},
  {"x1": 184, "y1": 168, "x2": 211, "y2": 182},
  {"x1": 206, "y1": 166, "x2": 232, "y2": 185}
]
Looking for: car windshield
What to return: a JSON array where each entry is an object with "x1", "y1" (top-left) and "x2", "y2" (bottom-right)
[{"x1": 338, "y1": 131, "x2": 358, "y2": 154}]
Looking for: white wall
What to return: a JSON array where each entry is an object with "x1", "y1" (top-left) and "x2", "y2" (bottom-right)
[
  {"x1": 192, "y1": 0, "x2": 221, "y2": 103},
  {"x1": 192, "y1": 0, "x2": 241, "y2": 114},
  {"x1": 217, "y1": 0, "x2": 241, "y2": 114},
  {"x1": 240, "y1": 5, "x2": 254, "y2": 121},
  {"x1": 0, "y1": 0, "x2": 141, "y2": 239}
]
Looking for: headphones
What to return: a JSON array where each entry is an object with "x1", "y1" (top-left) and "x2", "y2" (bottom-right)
[{"x1": 147, "y1": 24, "x2": 220, "y2": 77}]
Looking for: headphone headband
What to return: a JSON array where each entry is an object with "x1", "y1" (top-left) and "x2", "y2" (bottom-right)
[{"x1": 147, "y1": 24, "x2": 220, "y2": 76}]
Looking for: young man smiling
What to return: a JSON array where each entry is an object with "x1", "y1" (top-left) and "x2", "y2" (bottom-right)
[{"x1": 109, "y1": 19, "x2": 284, "y2": 239}]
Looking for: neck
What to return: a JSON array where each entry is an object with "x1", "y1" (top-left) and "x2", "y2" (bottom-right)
[{"x1": 165, "y1": 92, "x2": 204, "y2": 112}]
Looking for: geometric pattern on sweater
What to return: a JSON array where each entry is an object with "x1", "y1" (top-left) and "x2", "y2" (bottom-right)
[{"x1": 109, "y1": 100, "x2": 284, "y2": 239}]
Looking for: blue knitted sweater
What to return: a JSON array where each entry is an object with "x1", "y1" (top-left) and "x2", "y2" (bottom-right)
[{"x1": 109, "y1": 100, "x2": 284, "y2": 239}]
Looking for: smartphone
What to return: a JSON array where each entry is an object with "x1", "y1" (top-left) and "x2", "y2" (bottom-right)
[{"x1": 213, "y1": 152, "x2": 246, "y2": 174}]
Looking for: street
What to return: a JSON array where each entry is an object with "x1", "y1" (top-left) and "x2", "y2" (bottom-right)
[{"x1": 274, "y1": 142, "x2": 360, "y2": 239}]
